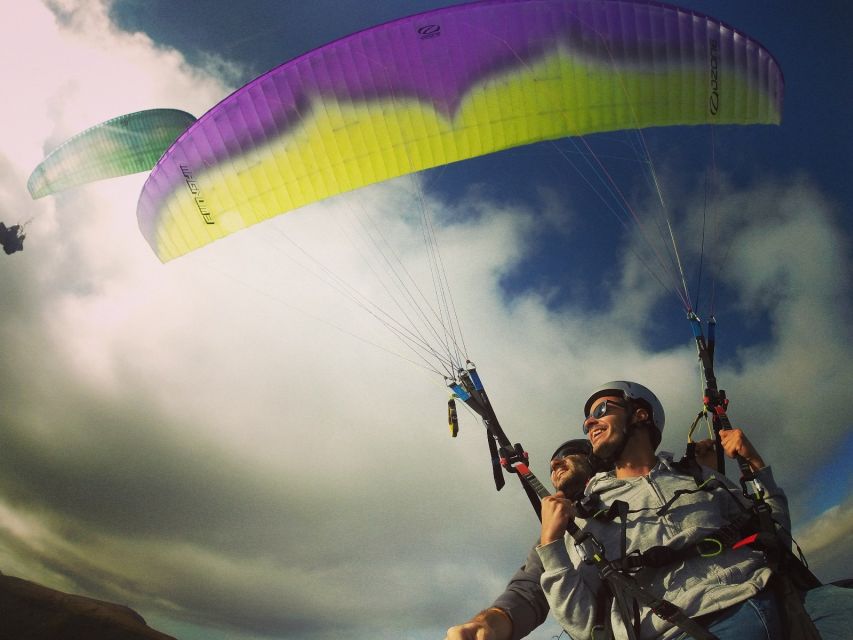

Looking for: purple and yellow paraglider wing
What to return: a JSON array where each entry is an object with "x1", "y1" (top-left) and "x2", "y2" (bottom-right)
[
  {"x1": 28, "y1": 109, "x2": 197, "y2": 199},
  {"x1": 138, "y1": 0, "x2": 783, "y2": 262}
]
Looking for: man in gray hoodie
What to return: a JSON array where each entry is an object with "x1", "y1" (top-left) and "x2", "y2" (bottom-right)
[
  {"x1": 446, "y1": 381, "x2": 848, "y2": 640},
  {"x1": 537, "y1": 381, "x2": 785, "y2": 639}
]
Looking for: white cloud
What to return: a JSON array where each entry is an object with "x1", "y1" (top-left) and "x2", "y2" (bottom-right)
[{"x1": 794, "y1": 498, "x2": 853, "y2": 585}]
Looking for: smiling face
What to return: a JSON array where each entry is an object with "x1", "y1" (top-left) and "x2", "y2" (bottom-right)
[
  {"x1": 584, "y1": 395, "x2": 633, "y2": 459},
  {"x1": 549, "y1": 453, "x2": 594, "y2": 498}
]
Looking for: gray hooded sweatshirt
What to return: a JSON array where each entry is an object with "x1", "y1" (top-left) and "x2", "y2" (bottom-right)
[{"x1": 536, "y1": 453, "x2": 788, "y2": 640}]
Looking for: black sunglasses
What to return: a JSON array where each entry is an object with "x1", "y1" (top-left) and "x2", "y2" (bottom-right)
[{"x1": 582, "y1": 399, "x2": 627, "y2": 434}]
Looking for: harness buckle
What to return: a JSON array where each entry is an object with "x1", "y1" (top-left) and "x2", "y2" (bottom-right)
[
  {"x1": 651, "y1": 600, "x2": 679, "y2": 622},
  {"x1": 574, "y1": 531, "x2": 606, "y2": 565}
]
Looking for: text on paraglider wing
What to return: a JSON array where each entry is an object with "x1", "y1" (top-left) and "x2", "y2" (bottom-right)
[
  {"x1": 709, "y1": 38, "x2": 720, "y2": 116},
  {"x1": 180, "y1": 164, "x2": 215, "y2": 225},
  {"x1": 417, "y1": 24, "x2": 441, "y2": 40}
]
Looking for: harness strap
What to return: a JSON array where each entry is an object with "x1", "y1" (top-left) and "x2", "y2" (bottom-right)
[
  {"x1": 595, "y1": 560, "x2": 720, "y2": 640},
  {"x1": 484, "y1": 427, "x2": 505, "y2": 491},
  {"x1": 772, "y1": 574, "x2": 823, "y2": 640},
  {"x1": 592, "y1": 583, "x2": 611, "y2": 639},
  {"x1": 604, "y1": 504, "x2": 765, "y2": 571},
  {"x1": 654, "y1": 481, "x2": 721, "y2": 518},
  {"x1": 597, "y1": 498, "x2": 823, "y2": 640},
  {"x1": 568, "y1": 521, "x2": 719, "y2": 640},
  {"x1": 674, "y1": 443, "x2": 707, "y2": 487}
]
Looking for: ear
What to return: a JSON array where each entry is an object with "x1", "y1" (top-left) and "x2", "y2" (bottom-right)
[{"x1": 633, "y1": 407, "x2": 649, "y2": 423}]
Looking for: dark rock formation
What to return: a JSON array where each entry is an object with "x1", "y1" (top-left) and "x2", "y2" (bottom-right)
[{"x1": 0, "y1": 572, "x2": 177, "y2": 640}]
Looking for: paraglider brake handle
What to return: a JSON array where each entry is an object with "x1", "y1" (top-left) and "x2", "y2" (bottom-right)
[
  {"x1": 705, "y1": 387, "x2": 764, "y2": 497},
  {"x1": 498, "y1": 443, "x2": 530, "y2": 474},
  {"x1": 703, "y1": 387, "x2": 728, "y2": 413},
  {"x1": 704, "y1": 387, "x2": 734, "y2": 432}
]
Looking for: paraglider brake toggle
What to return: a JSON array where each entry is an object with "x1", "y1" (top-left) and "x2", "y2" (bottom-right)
[
  {"x1": 703, "y1": 388, "x2": 729, "y2": 417},
  {"x1": 498, "y1": 443, "x2": 530, "y2": 474}
]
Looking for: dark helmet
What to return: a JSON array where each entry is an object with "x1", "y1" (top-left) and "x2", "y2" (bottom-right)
[
  {"x1": 550, "y1": 438, "x2": 592, "y2": 460},
  {"x1": 549, "y1": 438, "x2": 597, "y2": 499}
]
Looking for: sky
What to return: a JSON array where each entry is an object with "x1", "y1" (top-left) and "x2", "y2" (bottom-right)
[{"x1": 0, "y1": 1, "x2": 851, "y2": 640}]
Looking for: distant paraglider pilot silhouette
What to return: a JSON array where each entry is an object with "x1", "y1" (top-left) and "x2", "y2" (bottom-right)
[{"x1": 0, "y1": 222, "x2": 25, "y2": 254}]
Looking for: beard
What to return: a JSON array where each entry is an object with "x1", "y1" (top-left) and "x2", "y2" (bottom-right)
[
  {"x1": 592, "y1": 425, "x2": 628, "y2": 462},
  {"x1": 555, "y1": 455, "x2": 594, "y2": 499}
]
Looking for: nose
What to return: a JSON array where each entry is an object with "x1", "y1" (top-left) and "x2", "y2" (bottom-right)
[{"x1": 582, "y1": 415, "x2": 598, "y2": 434}]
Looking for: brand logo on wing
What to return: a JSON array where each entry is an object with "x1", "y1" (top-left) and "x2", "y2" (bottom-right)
[
  {"x1": 180, "y1": 164, "x2": 214, "y2": 225},
  {"x1": 709, "y1": 39, "x2": 720, "y2": 116},
  {"x1": 417, "y1": 24, "x2": 441, "y2": 39}
]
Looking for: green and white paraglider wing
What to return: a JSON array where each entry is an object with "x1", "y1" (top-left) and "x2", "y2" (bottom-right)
[{"x1": 28, "y1": 108, "x2": 196, "y2": 199}]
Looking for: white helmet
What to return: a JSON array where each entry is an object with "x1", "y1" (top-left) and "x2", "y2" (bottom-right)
[{"x1": 584, "y1": 381, "x2": 665, "y2": 436}]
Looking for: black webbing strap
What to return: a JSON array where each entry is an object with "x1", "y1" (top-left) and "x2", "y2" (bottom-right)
[
  {"x1": 772, "y1": 574, "x2": 823, "y2": 640},
  {"x1": 675, "y1": 441, "x2": 708, "y2": 487},
  {"x1": 449, "y1": 366, "x2": 543, "y2": 517},
  {"x1": 484, "y1": 426, "x2": 505, "y2": 491},
  {"x1": 571, "y1": 523, "x2": 719, "y2": 640}
]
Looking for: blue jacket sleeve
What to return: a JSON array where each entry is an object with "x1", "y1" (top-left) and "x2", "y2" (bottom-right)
[{"x1": 490, "y1": 542, "x2": 549, "y2": 640}]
